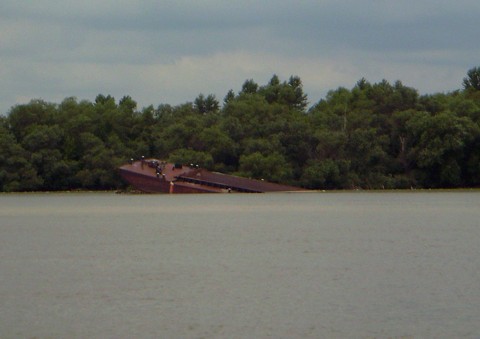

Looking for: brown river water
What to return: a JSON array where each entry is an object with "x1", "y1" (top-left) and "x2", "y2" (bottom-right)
[{"x1": 1, "y1": 191, "x2": 479, "y2": 338}]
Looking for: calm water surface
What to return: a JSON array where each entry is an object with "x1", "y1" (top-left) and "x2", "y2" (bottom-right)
[{"x1": 0, "y1": 191, "x2": 479, "y2": 338}]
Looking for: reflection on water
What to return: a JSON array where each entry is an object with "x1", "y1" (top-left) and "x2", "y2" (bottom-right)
[{"x1": 1, "y1": 191, "x2": 479, "y2": 338}]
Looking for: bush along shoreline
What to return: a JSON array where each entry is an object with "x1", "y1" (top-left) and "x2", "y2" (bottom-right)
[{"x1": 1, "y1": 69, "x2": 480, "y2": 192}]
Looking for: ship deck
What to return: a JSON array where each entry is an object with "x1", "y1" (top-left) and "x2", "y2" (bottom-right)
[{"x1": 119, "y1": 159, "x2": 304, "y2": 193}]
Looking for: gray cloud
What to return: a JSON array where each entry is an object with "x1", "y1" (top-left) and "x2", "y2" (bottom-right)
[{"x1": 1, "y1": 0, "x2": 479, "y2": 114}]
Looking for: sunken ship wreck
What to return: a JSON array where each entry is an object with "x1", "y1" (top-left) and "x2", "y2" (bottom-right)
[{"x1": 119, "y1": 158, "x2": 304, "y2": 193}]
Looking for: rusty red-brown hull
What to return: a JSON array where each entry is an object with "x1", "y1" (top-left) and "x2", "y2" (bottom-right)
[{"x1": 119, "y1": 159, "x2": 304, "y2": 193}]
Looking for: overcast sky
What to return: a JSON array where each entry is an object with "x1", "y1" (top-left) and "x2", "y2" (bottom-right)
[{"x1": 1, "y1": 0, "x2": 479, "y2": 114}]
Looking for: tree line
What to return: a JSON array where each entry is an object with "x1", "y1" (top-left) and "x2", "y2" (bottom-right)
[{"x1": 1, "y1": 68, "x2": 480, "y2": 192}]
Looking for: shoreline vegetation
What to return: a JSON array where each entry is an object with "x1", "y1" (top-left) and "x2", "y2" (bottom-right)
[{"x1": 1, "y1": 68, "x2": 480, "y2": 192}]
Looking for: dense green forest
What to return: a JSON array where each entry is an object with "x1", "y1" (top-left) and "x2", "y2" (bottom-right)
[{"x1": 2, "y1": 68, "x2": 480, "y2": 192}]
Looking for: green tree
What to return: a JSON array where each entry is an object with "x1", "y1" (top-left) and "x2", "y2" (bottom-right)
[
  {"x1": 390, "y1": 109, "x2": 420, "y2": 176},
  {"x1": 238, "y1": 152, "x2": 293, "y2": 183},
  {"x1": 74, "y1": 132, "x2": 122, "y2": 189},
  {"x1": 463, "y1": 66, "x2": 480, "y2": 91},
  {"x1": 284, "y1": 75, "x2": 308, "y2": 110},
  {"x1": 346, "y1": 128, "x2": 391, "y2": 188},
  {"x1": 259, "y1": 75, "x2": 308, "y2": 111},
  {"x1": 7, "y1": 100, "x2": 57, "y2": 140},
  {"x1": 312, "y1": 129, "x2": 347, "y2": 160},
  {"x1": 407, "y1": 111, "x2": 478, "y2": 187},
  {"x1": 261, "y1": 75, "x2": 282, "y2": 104},
  {"x1": 194, "y1": 125, "x2": 238, "y2": 169},
  {"x1": 240, "y1": 79, "x2": 258, "y2": 94},
  {"x1": 301, "y1": 159, "x2": 349, "y2": 189},
  {"x1": 3, "y1": 69, "x2": 480, "y2": 191},
  {"x1": 223, "y1": 89, "x2": 235, "y2": 105},
  {"x1": 0, "y1": 124, "x2": 43, "y2": 191},
  {"x1": 194, "y1": 94, "x2": 220, "y2": 114},
  {"x1": 20, "y1": 124, "x2": 75, "y2": 190},
  {"x1": 309, "y1": 87, "x2": 351, "y2": 132},
  {"x1": 168, "y1": 149, "x2": 214, "y2": 169}
]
